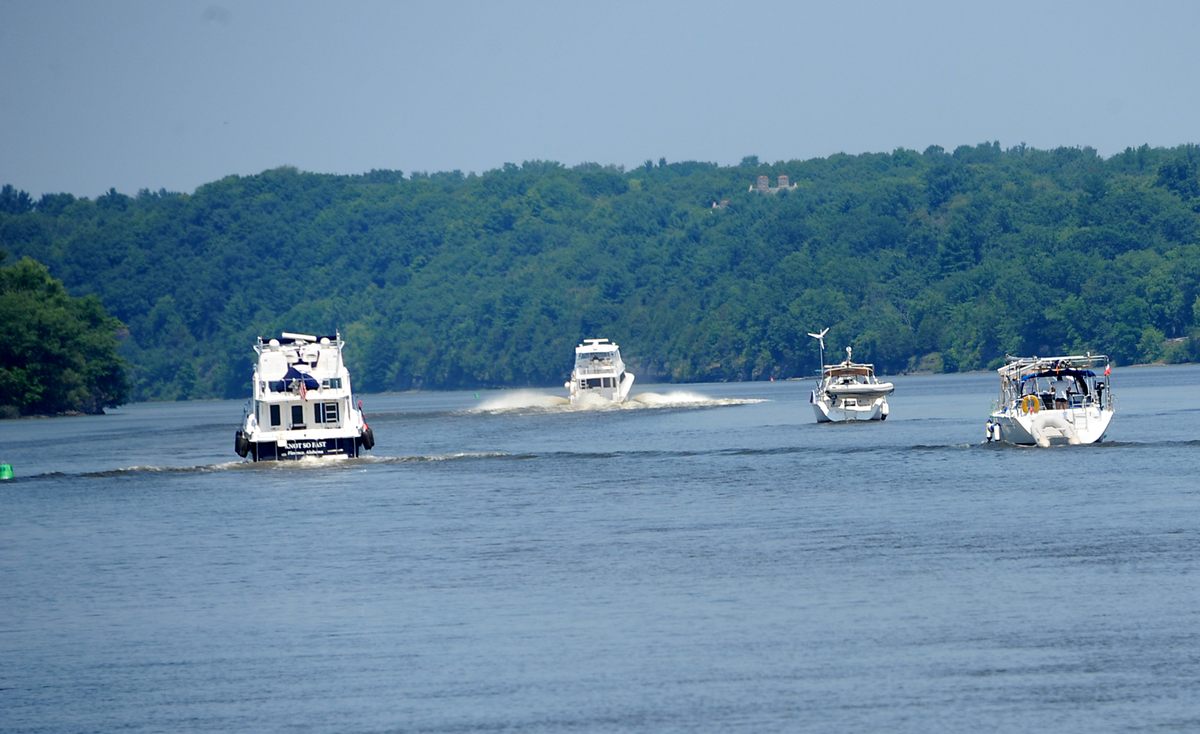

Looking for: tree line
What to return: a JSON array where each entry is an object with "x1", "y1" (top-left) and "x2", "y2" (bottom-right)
[
  {"x1": 0, "y1": 250, "x2": 128, "y2": 416},
  {"x1": 2, "y1": 141, "x2": 1199, "y2": 404}
]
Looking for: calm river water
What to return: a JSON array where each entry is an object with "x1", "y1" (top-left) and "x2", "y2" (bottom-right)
[{"x1": 2, "y1": 366, "x2": 1199, "y2": 732}]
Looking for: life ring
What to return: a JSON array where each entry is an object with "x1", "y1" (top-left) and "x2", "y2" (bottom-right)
[{"x1": 1020, "y1": 395, "x2": 1040, "y2": 414}]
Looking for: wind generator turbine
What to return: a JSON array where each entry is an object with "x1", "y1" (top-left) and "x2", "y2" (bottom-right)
[{"x1": 807, "y1": 327, "x2": 829, "y2": 376}]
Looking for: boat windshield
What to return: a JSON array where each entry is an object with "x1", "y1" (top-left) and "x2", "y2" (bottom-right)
[
  {"x1": 825, "y1": 365, "x2": 872, "y2": 379},
  {"x1": 577, "y1": 350, "x2": 617, "y2": 366}
]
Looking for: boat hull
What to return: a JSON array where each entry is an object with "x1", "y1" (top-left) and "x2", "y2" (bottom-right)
[
  {"x1": 242, "y1": 434, "x2": 363, "y2": 461},
  {"x1": 811, "y1": 392, "x2": 890, "y2": 422},
  {"x1": 990, "y1": 406, "x2": 1112, "y2": 447},
  {"x1": 568, "y1": 371, "x2": 635, "y2": 406}
]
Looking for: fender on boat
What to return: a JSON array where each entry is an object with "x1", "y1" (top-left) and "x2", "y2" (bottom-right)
[{"x1": 234, "y1": 430, "x2": 250, "y2": 458}]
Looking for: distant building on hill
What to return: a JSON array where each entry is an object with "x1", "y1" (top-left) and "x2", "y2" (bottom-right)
[{"x1": 750, "y1": 174, "x2": 797, "y2": 194}]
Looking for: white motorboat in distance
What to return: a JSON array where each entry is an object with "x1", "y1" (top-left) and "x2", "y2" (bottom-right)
[
  {"x1": 986, "y1": 354, "x2": 1114, "y2": 447},
  {"x1": 807, "y1": 328, "x2": 894, "y2": 422},
  {"x1": 565, "y1": 338, "x2": 634, "y2": 405},
  {"x1": 234, "y1": 331, "x2": 375, "y2": 461},
  {"x1": 811, "y1": 347, "x2": 895, "y2": 422}
]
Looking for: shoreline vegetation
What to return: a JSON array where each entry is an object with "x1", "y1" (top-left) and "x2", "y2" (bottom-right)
[
  {"x1": 3, "y1": 141, "x2": 1200, "y2": 408},
  {"x1": 0, "y1": 253, "x2": 128, "y2": 417}
]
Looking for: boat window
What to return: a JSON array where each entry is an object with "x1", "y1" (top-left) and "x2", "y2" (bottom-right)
[
  {"x1": 291, "y1": 405, "x2": 304, "y2": 427},
  {"x1": 315, "y1": 402, "x2": 339, "y2": 424},
  {"x1": 269, "y1": 404, "x2": 281, "y2": 427},
  {"x1": 322, "y1": 378, "x2": 343, "y2": 389},
  {"x1": 579, "y1": 351, "x2": 615, "y2": 365}
]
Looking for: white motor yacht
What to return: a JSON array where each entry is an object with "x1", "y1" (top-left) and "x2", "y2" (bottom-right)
[
  {"x1": 234, "y1": 331, "x2": 375, "y2": 461},
  {"x1": 565, "y1": 338, "x2": 635, "y2": 405}
]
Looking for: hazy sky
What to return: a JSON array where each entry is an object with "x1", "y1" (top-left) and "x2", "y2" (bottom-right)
[{"x1": 3, "y1": 0, "x2": 1199, "y2": 198}]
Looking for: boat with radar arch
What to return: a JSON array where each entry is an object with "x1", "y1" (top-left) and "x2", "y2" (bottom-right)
[
  {"x1": 986, "y1": 354, "x2": 1114, "y2": 447},
  {"x1": 234, "y1": 331, "x2": 375, "y2": 461}
]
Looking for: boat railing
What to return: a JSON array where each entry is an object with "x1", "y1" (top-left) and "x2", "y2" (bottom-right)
[
  {"x1": 574, "y1": 360, "x2": 618, "y2": 376},
  {"x1": 1003, "y1": 389, "x2": 1111, "y2": 412}
]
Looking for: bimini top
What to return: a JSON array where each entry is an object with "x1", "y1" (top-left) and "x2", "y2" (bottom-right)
[
  {"x1": 997, "y1": 354, "x2": 1109, "y2": 381},
  {"x1": 822, "y1": 362, "x2": 876, "y2": 378}
]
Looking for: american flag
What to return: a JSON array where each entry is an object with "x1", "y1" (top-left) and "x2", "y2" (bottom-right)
[{"x1": 300, "y1": 380, "x2": 308, "y2": 400}]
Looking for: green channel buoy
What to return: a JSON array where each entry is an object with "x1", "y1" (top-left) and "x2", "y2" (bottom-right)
[{"x1": 0, "y1": 463, "x2": 13, "y2": 481}]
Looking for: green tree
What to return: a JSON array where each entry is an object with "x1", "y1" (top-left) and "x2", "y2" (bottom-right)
[
  {"x1": 2, "y1": 142, "x2": 1199, "y2": 400},
  {"x1": 0, "y1": 256, "x2": 128, "y2": 415}
]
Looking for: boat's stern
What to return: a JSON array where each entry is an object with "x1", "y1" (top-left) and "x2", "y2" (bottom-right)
[
  {"x1": 812, "y1": 392, "x2": 888, "y2": 422},
  {"x1": 993, "y1": 405, "x2": 1112, "y2": 446}
]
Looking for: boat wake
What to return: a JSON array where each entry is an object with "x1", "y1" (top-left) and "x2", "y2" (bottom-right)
[
  {"x1": 16, "y1": 437, "x2": 1197, "y2": 481},
  {"x1": 472, "y1": 389, "x2": 764, "y2": 414},
  {"x1": 630, "y1": 391, "x2": 765, "y2": 409},
  {"x1": 87, "y1": 455, "x2": 381, "y2": 476},
  {"x1": 77, "y1": 460, "x2": 259, "y2": 478},
  {"x1": 16, "y1": 452, "x2": 525, "y2": 480},
  {"x1": 474, "y1": 391, "x2": 571, "y2": 413},
  {"x1": 357, "y1": 451, "x2": 525, "y2": 464}
]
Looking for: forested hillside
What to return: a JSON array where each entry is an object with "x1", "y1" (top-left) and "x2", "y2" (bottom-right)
[{"x1": 3, "y1": 142, "x2": 1199, "y2": 401}]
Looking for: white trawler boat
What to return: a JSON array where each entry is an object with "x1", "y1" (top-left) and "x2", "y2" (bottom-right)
[
  {"x1": 234, "y1": 331, "x2": 375, "y2": 461},
  {"x1": 986, "y1": 354, "x2": 1114, "y2": 447},
  {"x1": 565, "y1": 338, "x2": 635, "y2": 405},
  {"x1": 807, "y1": 328, "x2": 894, "y2": 422}
]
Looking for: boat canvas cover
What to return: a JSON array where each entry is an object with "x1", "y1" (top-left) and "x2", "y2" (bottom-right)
[
  {"x1": 268, "y1": 365, "x2": 321, "y2": 393},
  {"x1": 1021, "y1": 369, "x2": 1096, "y2": 380},
  {"x1": 825, "y1": 365, "x2": 874, "y2": 377}
]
